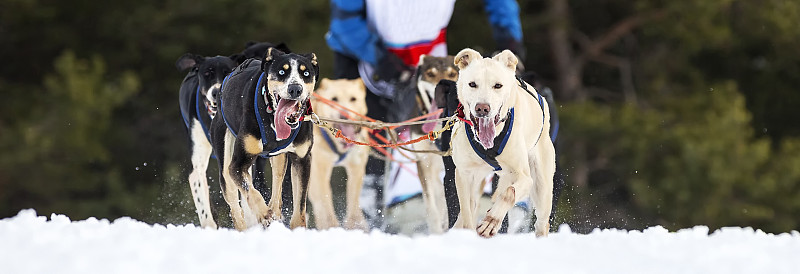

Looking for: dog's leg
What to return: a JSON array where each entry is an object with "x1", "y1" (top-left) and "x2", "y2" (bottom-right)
[
  {"x1": 453, "y1": 170, "x2": 482, "y2": 230},
  {"x1": 342, "y1": 147, "x2": 369, "y2": 230},
  {"x1": 478, "y1": 162, "x2": 532, "y2": 238},
  {"x1": 267, "y1": 153, "x2": 288, "y2": 223},
  {"x1": 477, "y1": 163, "x2": 534, "y2": 238},
  {"x1": 288, "y1": 152, "x2": 312, "y2": 229},
  {"x1": 415, "y1": 143, "x2": 448, "y2": 234},
  {"x1": 226, "y1": 134, "x2": 272, "y2": 228},
  {"x1": 530, "y1": 139, "x2": 556, "y2": 237},
  {"x1": 219, "y1": 130, "x2": 248, "y2": 230},
  {"x1": 307, "y1": 153, "x2": 338, "y2": 230},
  {"x1": 188, "y1": 121, "x2": 217, "y2": 229},
  {"x1": 252, "y1": 157, "x2": 270, "y2": 199}
]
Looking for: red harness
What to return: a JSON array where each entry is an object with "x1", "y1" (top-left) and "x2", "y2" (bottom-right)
[{"x1": 455, "y1": 103, "x2": 474, "y2": 126}]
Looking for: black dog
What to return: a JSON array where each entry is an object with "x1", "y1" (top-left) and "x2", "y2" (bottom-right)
[
  {"x1": 176, "y1": 53, "x2": 238, "y2": 229},
  {"x1": 210, "y1": 48, "x2": 318, "y2": 230},
  {"x1": 231, "y1": 41, "x2": 291, "y2": 63},
  {"x1": 232, "y1": 41, "x2": 295, "y2": 216}
]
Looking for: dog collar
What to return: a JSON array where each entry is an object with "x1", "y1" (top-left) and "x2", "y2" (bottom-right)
[
  {"x1": 318, "y1": 127, "x2": 349, "y2": 164},
  {"x1": 463, "y1": 108, "x2": 514, "y2": 171}
]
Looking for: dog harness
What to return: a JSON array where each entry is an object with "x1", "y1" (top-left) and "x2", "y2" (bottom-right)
[
  {"x1": 178, "y1": 82, "x2": 214, "y2": 143},
  {"x1": 458, "y1": 77, "x2": 546, "y2": 171},
  {"x1": 219, "y1": 71, "x2": 310, "y2": 158},
  {"x1": 194, "y1": 86, "x2": 212, "y2": 141},
  {"x1": 319, "y1": 127, "x2": 349, "y2": 164}
]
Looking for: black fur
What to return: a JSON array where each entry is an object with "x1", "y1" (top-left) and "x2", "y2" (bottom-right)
[
  {"x1": 177, "y1": 54, "x2": 237, "y2": 130},
  {"x1": 210, "y1": 48, "x2": 318, "y2": 227},
  {"x1": 230, "y1": 41, "x2": 292, "y2": 64}
]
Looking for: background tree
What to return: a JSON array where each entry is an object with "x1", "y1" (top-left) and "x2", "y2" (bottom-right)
[{"x1": 1, "y1": 0, "x2": 798, "y2": 233}]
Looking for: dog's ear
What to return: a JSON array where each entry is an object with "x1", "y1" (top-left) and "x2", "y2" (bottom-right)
[
  {"x1": 414, "y1": 54, "x2": 427, "y2": 79},
  {"x1": 261, "y1": 47, "x2": 285, "y2": 71},
  {"x1": 354, "y1": 77, "x2": 366, "y2": 91},
  {"x1": 244, "y1": 41, "x2": 257, "y2": 48},
  {"x1": 454, "y1": 48, "x2": 481, "y2": 70},
  {"x1": 275, "y1": 42, "x2": 291, "y2": 54},
  {"x1": 302, "y1": 53, "x2": 318, "y2": 66},
  {"x1": 176, "y1": 53, "x2": 203, "y2": 71},
  {"x1": 301, "y1": 53, "x2": 319, "y2": 81},
  {"x1": 417, "y1": 54, "x2": 427, "y2": 67},
  {"x1": 492, "y1": 50, "x2": 518, "y2": 71},
  {"x1": 264, "y1": 47, "x2": 285, "y2": 62}
]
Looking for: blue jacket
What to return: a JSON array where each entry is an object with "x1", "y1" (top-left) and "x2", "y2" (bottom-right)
[{"x1": 326, "y1": 0, "x2": 524, "y2": 66}]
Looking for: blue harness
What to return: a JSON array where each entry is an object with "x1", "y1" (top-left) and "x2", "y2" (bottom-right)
[
  {"x1": 179, "y1": 85, "x2": 213, "y2": 142},
  {"x1": 463, "y1": 78, "x2": 546, "y2": 171},
  {"x1": 319, "y1": 127, "x2": 349, "y2": 164},
  {"x1": 219, "y1": 71, "x2": 305, "y2": 158},
  {"x1": 464, "y1": 108, "x2": 515, "y2": 171}
]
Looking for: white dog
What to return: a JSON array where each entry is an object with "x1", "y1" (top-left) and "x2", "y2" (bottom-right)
[{"x1": 450, "y1": 48, "x2": 556, "y2": 238}]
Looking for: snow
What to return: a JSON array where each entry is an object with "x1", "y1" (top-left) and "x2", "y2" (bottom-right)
[{"x1": 1, "y1": 209, "x2": 798, "y2": 274}]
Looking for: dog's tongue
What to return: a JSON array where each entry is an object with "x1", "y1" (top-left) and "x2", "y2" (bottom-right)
[
  {"x1": 476, "y1": 117, "x2": 496, "y2": 149},
  {"x1": 339, "y1": 124, "x2": 357, "y2": 148},
  {"x1": 274, "y1": 99, "x2": 298, "y2": 139},
  {"x1": 422, "y1": 100, "x2": 439, "y2": 133}
]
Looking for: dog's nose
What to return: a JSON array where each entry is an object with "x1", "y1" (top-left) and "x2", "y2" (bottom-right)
[
  {"x1": 287, "y1": 84, "x2": 303, "y2": 99},
  {"x1": 474, "y1": 103, "x2": 491, "y2": 117}
]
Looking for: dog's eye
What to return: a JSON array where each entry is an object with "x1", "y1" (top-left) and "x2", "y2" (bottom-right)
[
  {"x1": 332, "y1": 97, "x2": 338, "y2": 102},
  {"x1": 426, "y1": 72, "x2": 436, "y2": 78},
  {"x1": 303, "y1": 71, "x2": 310, "y2": 77},
  {"x1": 448, "y1": 73, "x2": 457, "y2": 78},
  {"x1": 493, "y1": 83, "x2": 503, "y2": 89},
  {"x1": 468, "y1": 81, "x2": 477, "y2": 88},
  {"x1": 350, "y1": 97, "x2": 356, "y2": 102},
  {"x1": 278, "y1": 70, "x2": 285, "y2": 76}
]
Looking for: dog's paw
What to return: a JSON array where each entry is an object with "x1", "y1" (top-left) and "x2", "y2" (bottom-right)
[
  {"x1": 477, "y1": 216, "x2": 502, "y2": 238},
  {"x1": 289, "y1": 215, "x2": 307, "y2": 229},
  {"x1": 265, "y1": 209, "x2": 283, "y2": 225},
  {"x1": 343, "y1": 216, "x2": 368, "y2": 231}
]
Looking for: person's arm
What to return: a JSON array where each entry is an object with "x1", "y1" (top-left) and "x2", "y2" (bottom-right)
[
  {"x1": 483, "y1": 0, "x2": 526, "y2": 60},
  {"x1": 326, "y1": 0, "x2": 385, "y2": 66}
]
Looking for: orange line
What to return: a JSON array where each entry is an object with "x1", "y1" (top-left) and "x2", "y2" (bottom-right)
[
  {"x1": 312, "y1": 93, "x2": 376, "y2": 122},
  {"x1": 388, "y1": 108, "x2": 444, "y2": 129}
]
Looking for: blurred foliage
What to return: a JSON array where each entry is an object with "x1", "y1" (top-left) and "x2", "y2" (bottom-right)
[
  {"x1": 560, "y1": 81, "x2": 800, "y2": 232},
  {"x1": 0, "y1": 0, "x2": 798, "y2": 233}
]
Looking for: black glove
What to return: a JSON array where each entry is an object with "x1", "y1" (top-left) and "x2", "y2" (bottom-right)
[{"x1": 374, "y1": 52, "x2": 411, "y2": 83}]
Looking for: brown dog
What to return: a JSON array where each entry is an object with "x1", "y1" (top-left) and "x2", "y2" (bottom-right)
[
  {"x1": 406, "y1": 55, "x2": 459, "y2": 233},
  {"x1": 307, "y1": 78, "x2": 370, "y2": 230}
]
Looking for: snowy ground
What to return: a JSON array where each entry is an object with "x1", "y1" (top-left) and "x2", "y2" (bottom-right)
[{"x1": 1, "y1": 209, "x2": 798, "y2": 274}]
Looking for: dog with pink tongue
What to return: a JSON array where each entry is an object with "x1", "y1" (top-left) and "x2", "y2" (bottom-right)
[
  {"x1": 210, "y1": 48, "x2": 319, "y2": 231},
  {"x1": 450, "y1": 48, "x2": 556, "y2": 238}
]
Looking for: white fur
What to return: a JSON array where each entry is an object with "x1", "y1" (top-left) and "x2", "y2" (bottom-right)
[
  {"x1": 188, "y1": 120, "x2": 217, "y2": 229},
  {"x1": 416, "y1": 79, "x2": 436, "y2": 110},
  {"x1": 451, "y1": 49, "x2": 555, "y2": 238},
  {"x1": 204, "y1": 83, "x2": 221, "y2": 107}
]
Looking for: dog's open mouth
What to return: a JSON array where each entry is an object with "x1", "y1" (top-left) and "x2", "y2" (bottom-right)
[
  {"x1": 204, "y1": 101, "x2": 218, "y2": 118},
  {"x1": 336, "y1": 122, "x2": 359, "y2": 149},
  {"x1": 274, "y1": 96, "x2": 306, "y2": 139},
  {"x1": 470, "y1": 111, "x2": 501, "y2": 150},
  {"x1": 421, "y1": 100, "x2": 439, "y2": 133}
]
